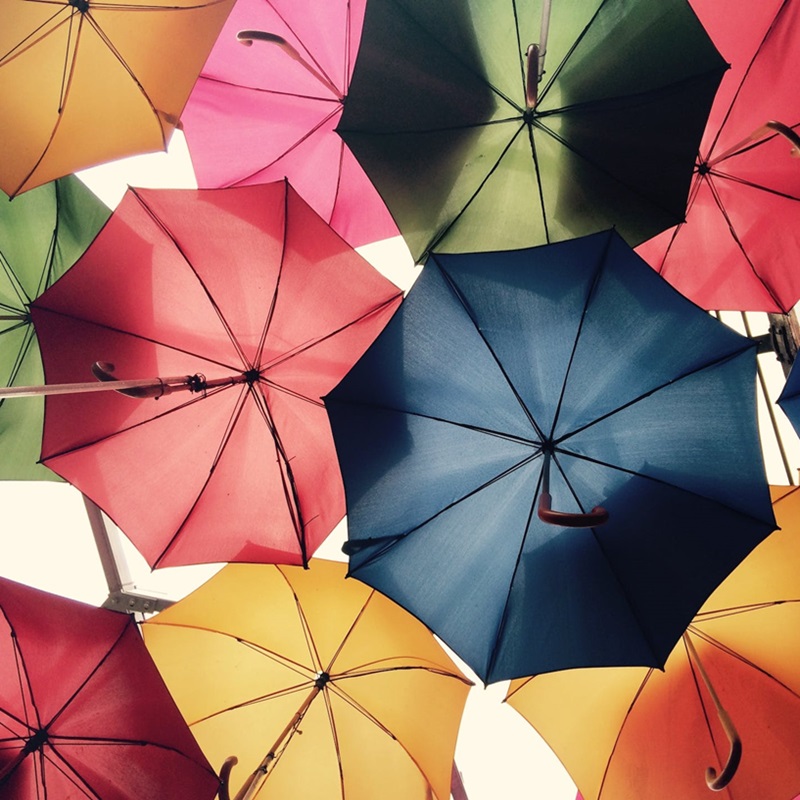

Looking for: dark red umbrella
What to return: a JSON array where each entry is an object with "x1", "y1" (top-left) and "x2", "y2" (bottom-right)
[
  {"x1": 180, "y1": 0, "x2": 398, "y2": 249},
  {"x1": 29, "y1": 181, "x2": 402, "y2": 569},
  {"x1": 0, "y1": 576, "x2": 218, "y2": 799},
  {"x1": 636, "y1": 0, "x2": 800, "y2": 313}
]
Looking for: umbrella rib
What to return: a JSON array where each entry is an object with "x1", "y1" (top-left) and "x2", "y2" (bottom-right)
[
  {"x1": 0, "y1": 608, "x2": 43, "y2": 738},
  {"x1": 547, "y1": 233, "x2": 611, "y2": 440},
  {"x1": 702, "y1": 174, "x2": 785, "y2": 309},
  {"x1": 259, "y1": 292, "x2": 402, "y2": 373},
  {"x1": 552, "y1": 345, "x2": 755, "y2": 445},
  {"x1": 705, "y1": 0, "x2": 790, "y2": 159},
  {"x1": 694, "y1": 599, "x2": 799, "y2": 623},
  {"x1": 41, "y1": 382, "x2": 236, "y2": 463},
  {"x1": 128, "y1": 188, "x2": 250, "y2": 368},
  {"x1": 322, "y1": 678, "x2": 450, "y2": 796},
  {"x1": 0, "y1": 4, "x2": 67, "y2": 64},
  {"x1": 152, "y1": 383, "x2": 252, "y2": 567},
  {"x1": 3, "y1": 9, "x2": 82, "y2": 196},
  {"x1": 31, "y1": 305, "x2": 243, "y2": 374},
  {"x1": 422, "y1": 122, "x2": 528, "y2": 259},
  {"x1": 549, "y1": 447, "x2": 775, "y2": 528},
  {"x1": 436, "y1": 261, "x2": 548, "y2": 441},
  {"x1": 350, "y1": 451, "x2": 542, "y2": 568},
  {"x1": 0, "y1": 251, "x2": 33, "y2": 310},
  {"x1": 596, "y1": 667, "x2": 655, "y2": 799},
  {"x1": 45, "y1": 620, "x2": 133, "y2": 732},
  {"x1": 534, "y1": 69, "x2": 728, "y2": 223},
  {"x1": 379, "y1": 0, "x2": 522, "y2": 112},
  {"x1": 194, "y1": 74, "x2": 342, "y2": 104},
  {"x1": 254, "y1": 185, "x2": 289, "y2": 367},
  {"x1": 248, "y1": 387, "x2": 309, "y2": 564},
  {"x1": 688, "y1": 620, "x2": 800, "y2": 696},
  {"x1": 218, "y1": 105, "x2": 343, "y2": 188},
  {"x1": 0, "y1": 326, "x2": 37, "y2": 404},
  {"x1": 263, "y1": 0, "x2": 345, "y2": 96},
  {"x1": 277, "y1": 564, "x2": 325, "y2": 673}
]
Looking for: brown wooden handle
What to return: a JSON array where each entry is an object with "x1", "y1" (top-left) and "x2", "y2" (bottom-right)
[{"x1": 537, "y1": 491, "x2": 609, "y2": 527}]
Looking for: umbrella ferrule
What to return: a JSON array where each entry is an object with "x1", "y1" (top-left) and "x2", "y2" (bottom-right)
[{"x1": 23, "y1": 728, "x2": 48, "y2": 754}]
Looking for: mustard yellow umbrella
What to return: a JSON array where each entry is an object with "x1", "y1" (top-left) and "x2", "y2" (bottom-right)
[
  {"x1": 505, "y1": 485, "x2": 800, "y2": 800},
  {"x1": 0, "y1": 0, "x2": 235, "y2": 198},
  {"x1": 142, "y1": 559, "x2": 473, "y2": 800}
]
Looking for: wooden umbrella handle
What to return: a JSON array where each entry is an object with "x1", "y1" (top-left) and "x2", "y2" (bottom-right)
[{"x1": 683, "y1": 634, "x2": 742, "y2": 791}]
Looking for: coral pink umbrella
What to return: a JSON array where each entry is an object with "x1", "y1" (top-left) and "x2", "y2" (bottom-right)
[
  {"x1": 636, "y1": 0, "x2": 800, "y2": 313},
  {"x1": 0, "y1": 576, "x2": 219, "y2": 799},
  {"x1": 180, "y1": 0, "x2": 399, "y2": 249},
  {"x1": 27, "y1": 181, "x2": 402, "y2": 569}
]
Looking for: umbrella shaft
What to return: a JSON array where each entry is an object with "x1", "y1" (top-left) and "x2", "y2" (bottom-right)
[{"x1": 0, "y1": 375, "x2": 195, "y2": 399}]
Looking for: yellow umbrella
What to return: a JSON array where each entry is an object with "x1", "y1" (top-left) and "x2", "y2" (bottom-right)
[
  {"x1": 142, "y1": 559, "x2": 473, "y2": 800},
  {"x1": 505, "y1": 485, "x2": 800, "y2": 800},
  {"x1": 0, "y1": 0, "x2": 235, "y2": 197}
]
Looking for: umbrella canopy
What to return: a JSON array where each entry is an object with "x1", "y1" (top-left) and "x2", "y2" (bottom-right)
[
  {"x1": 636, "y1": 0, "x2": 800, "y2": 313},
  {"x1": 180, "y1": 0, "x2": 398, "y2": 249},
  {"x1": 0, "y1": 575, "x2": 219, "y2": 799},
  {"x1": 28, "y1": 180, "x2": 403, "y2": 569},
  {"x1": 324, "y1": 229, "x2": 776, "y2": 684},
  {"x1": 1, "y1": 175, "x2": 109, "y2": 481},
  {"x1": 505, "y1": 485, "x2": 800, "y2": 800},
  {"x1": 141, "y1": 559, "x2": 473, "y2": 800},
  {"x1": 0, "y1": 0, "x2": 236, "y2": 198},
  {"x1": 337, "y1": 0, "x2": 726, "y2": 264}
]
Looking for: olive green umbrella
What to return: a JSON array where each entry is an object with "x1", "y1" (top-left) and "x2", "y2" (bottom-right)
[
  {"x1": 338, "y1": 0, "x2": 727, "y2": 263},
  {"x1": 0, "y1": 175, "x2": 109, "y2": 480}
]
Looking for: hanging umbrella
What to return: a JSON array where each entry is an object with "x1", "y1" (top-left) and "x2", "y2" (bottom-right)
[
  {"x1": 324, "y1": 229, "x2": 776, "y2": 684},
  {"x1": 1, "y1": 175, "x2": 109, "y2": 481},
  {"x1": 24, "y1": 180, "x2": 403, "y2": 569},
  {"x1": 0, "y1": 575, "x2": 219, "y2": 799},
  {"x1": 636, "y1": 0, "x2": 800, "y2": 313},
  {"x1": 0, "y1": 0, "x2": 236, "y2": 198},
  {"x1": 505, "y1": 485, "x2": 800, "y2": 800},
  {"x1": 141, "y1": 559, "x2": 473, "y2": 800},
  {"x1": 337, "y1": 0, "x2": 727, "y2": 264},
  {"x1": 180, "y1": 0, "x2": 398, "y2": 249}
]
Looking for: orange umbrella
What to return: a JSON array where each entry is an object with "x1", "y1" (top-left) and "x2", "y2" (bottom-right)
[
  {"x1": 142, "y1": 559, "x2": 473, "y2": 800},
  {"x1": 505, "y1": 485, "x2": 800, "y2": 800},
  {"x1": 0, "y1": 0, "x2": 235, "y2": 198}
]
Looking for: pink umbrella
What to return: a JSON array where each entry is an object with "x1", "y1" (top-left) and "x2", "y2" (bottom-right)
[
  {"x1": 180, "y1": 0, "x2": 399, "y2": 249},
  {"x1": 636, "y1": 0, "x2": 800, "y2": 313}
]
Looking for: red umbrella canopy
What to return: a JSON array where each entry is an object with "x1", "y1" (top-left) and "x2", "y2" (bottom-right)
[
  {"x1": 0, "y1": 576, "x2": 218, "y2": 799},
  {"x1": 30, "y1": 181, "x2": 403, "y2": 569},
  {"x1": 636, "y1": 0, "x2": 800, "y2": 313},
  {"x1": 180, "y1": 0, "x2": 399, "y2": 249}
]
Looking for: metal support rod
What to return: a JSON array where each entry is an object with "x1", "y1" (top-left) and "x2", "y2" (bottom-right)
[{"x1": 739, "y1": 312, "x2": 795, "y2": 484}]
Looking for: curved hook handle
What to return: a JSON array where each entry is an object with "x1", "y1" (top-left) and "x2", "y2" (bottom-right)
[
  {"x1": 765, "y1": 120, "x2": 800, "y2": 157},
  {"x1": 525, "y1": 44, "x2": 539, "y2": 107},
  {"x1": 537, "y1": 490, "x2": 609, "y2": 527},
  {"x1": 91, "y1": 362, "x2": 168, "y2": 398},
  {"x1": 705, "y1": 710, "x2": 742, "y2": 791},
  {"x1": 537, "y1": 451, "x2": 609, "y2": 527},
  {"x1": 217, "y1": 757, "x2": 238, "y2": 800},
  {"x1": 683, "y1": 633, "x2": 742, "y2": 791}
]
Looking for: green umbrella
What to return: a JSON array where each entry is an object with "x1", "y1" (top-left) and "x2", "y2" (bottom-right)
[
  {"x1": 0, "y1": 175, "x2": 109, "y2": 480},
  {"x1": 338, "y1": 0, "x2": 727, "y2": 263}
]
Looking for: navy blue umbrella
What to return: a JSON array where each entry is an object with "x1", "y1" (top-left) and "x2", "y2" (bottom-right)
[
  {"x1": 324, "y1": 230, "x2": 776, "y2": 684},
  {"x1": 778, "y1": 360, "x2": 800, "y2": 439}
]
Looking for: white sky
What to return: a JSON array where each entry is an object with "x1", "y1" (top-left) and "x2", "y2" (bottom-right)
[
  {"x1": 3, "y1": 132, "x2": 799, "y2": 800},
  {"x1": 1, "y1": 133, "x2": 580, "y2": 800}
]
